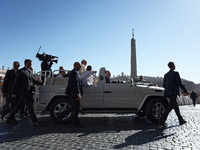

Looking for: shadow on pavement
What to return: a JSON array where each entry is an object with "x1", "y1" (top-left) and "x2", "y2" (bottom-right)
[
  {"x1": 113, "y1": 126, "x2": 174, "y2": 149},
  {"x1": 0, "y1": 114, "x2": 172, "y2": 146}
]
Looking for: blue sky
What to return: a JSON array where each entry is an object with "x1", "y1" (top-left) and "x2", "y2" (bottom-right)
[{"x1": 0, "y1": 0, "x2": 200, "y2": 83}]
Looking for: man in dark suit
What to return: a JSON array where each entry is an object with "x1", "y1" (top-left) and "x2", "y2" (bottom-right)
[
  {"x1": 6, "y1": 59, "x2": 43, "y2": 126},
  {"x1": 159, "y1": 62, "x2": 188, "y2": 127},
  {"x1": 65, "y1": 62, "x2": 83, "y2": 127},
  {"x1": 190, "y1": 91, "x2": 198, "y2": 107},
  {"x1": 1, "y1": 61, "x2": 20, "y2": 121}
]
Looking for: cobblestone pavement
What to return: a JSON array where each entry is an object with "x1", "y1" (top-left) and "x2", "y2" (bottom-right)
[{"x1": 0, "y1": 105, "x2": 200, "y2": 150}]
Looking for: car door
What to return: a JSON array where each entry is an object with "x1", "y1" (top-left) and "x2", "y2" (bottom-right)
[
  {"x1": 80, "y1": 82, "x2": 104, "y2": 108},
  {"x1": 103, "y1": 83, "x2": 134, "y2": 108}
]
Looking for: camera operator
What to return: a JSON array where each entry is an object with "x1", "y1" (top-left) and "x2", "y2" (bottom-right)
[
  {"x1": 36, "y1": 47, "x2": 58, "y2": 83},
  {"x1": 40, "y1": 55, "x2": 54, "y2": 82},
  {"x1": 41, "y1": 55, "x2": 53, "y2": 71}
]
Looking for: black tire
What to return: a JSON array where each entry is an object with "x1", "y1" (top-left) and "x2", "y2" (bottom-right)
[
  {"x1": 50, "y1": 98, "x2": 72, "y2": 123},
  {"x1": 145, "y1": 98, "x2": 167, "y2": 123}
]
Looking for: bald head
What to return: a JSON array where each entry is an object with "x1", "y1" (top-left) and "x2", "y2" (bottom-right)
[{"x1": 74, "y1": 62, "x2": 81, "y2": 71}]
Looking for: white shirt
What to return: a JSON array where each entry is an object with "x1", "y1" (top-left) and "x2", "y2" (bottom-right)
[{"x1": 81, "y1": 71, "x2": 95, "y2": 86}]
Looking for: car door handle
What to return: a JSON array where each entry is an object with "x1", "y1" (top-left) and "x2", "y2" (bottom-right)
[{"x1": 104, "y1": 91, "x2": 112, "y2": 93}]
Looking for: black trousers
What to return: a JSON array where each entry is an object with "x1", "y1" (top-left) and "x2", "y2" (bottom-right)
[
  {"x1": 1, "y1": 95, "x2": 18, "y2": 118},
  {"x1": 160, "y1": 95, "x2": 184, "y2": 124},
  {"x1": 59, "y1": 94, "x2": 80, "y2": 125},
  {"x1": 7, "y1": 95, "x2": 38, "y2": 123},
  {"x1": 72, "y1": 95, "x2": 80, "y2": 125},
  {"x1": 20, "y1": 101, "x2": 28, "y2": 116},
  {"x1": 192, "y1": 98, "x2": 196, "y2": 106}
]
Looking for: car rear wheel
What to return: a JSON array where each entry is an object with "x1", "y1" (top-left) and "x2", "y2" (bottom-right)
[
  {"x1": 50, "y1": 98, "x2": 72, "y2": 123},
  {"x1": 145, "y1": 98, "x2": 167, "y2": 123}
]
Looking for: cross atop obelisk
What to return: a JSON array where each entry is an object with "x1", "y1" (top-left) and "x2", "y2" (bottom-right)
[{"x1": 132, "y1": 29, "x2": 134, "y2": 38}]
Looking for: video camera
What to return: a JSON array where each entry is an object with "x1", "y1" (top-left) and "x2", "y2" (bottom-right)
[{"x1": 36, "y1": 46, "x2": 58, "y2": 63}]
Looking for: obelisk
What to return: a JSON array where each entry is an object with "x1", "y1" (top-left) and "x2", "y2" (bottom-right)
[{"x1": 131, "y1": 29, "x2": 137, "y2": 80}]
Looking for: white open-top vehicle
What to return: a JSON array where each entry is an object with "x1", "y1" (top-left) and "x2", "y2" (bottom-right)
[{"x1": 35, "y1": 67, "x2": 168, "y2": 124}]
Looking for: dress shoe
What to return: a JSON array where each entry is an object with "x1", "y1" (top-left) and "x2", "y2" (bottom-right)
[
  {"x1": 179, "y1": 120, "x2": 187, "y2": 125},
  {"x1": 5, "y1": 119, "x2": 17, "y2": 125}
]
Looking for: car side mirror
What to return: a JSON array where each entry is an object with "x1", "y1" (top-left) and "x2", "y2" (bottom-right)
[{"x1": 129, "y1": 78, "x2": 134, "y2": 87}]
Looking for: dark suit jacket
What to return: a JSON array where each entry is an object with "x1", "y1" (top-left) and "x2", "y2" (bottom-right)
[
  {"x1": 2, "y1": 69, "x2": 17, "y2": 95},
  {"x1": 65, "y1": 69, "x2": 83, "y2": 96},
  {"x1": 163, "y1": 70, "x2": 187, "y2": 96},
  {"x1": 190, "y1": 92, "x2": 197, "y2": 100},
  {"x1": 12, "y1": 67, "x2": 43, "y2": 96}
]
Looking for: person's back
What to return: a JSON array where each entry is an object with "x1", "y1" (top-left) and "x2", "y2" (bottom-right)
[
  {"x1": 191, "y1": 91, "x2": 197, "y2": 100},
  {"x1": 164, "y1": 70, "x2": 186, "y2": 97},
  {"x1": 164, "y1": 70, "x2": 177, "y2": 96}
]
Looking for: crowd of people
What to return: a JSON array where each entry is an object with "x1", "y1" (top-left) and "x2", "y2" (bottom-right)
[{"x1": 0, "y1": 60, "x2": 43, "y2": 127}]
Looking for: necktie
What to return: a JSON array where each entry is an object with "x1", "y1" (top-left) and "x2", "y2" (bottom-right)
[{"x1": 27, "y1": 69, "x2": 33, "y2": 86}]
